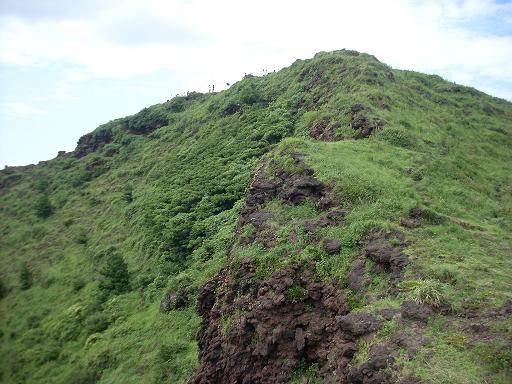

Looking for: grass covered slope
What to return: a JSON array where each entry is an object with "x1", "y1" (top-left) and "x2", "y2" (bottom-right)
[{"x1": 0, "y1": 50, "x2": 511, "y2": 383}]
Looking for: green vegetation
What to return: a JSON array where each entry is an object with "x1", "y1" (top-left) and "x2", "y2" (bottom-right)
[
  {"x1": 19, "y1": 262, "x2": 32, "y2": 290},
  {"x1": 407, "y1": 279, "x2": 448, "y2": 308},
  {"x1": 34, "y1": 194, "x2": 53, "y2": 218},
  {"x1": 98, "y1": 251, "x2": 131, "y2": 299},
  {"x1": 1, "y1": 50, "x2": 511, "y2": 383}
]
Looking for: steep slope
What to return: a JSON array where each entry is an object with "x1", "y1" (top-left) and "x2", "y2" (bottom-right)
[{"x1": 1, "y1": 50, "x2": 511, "y2": 383}]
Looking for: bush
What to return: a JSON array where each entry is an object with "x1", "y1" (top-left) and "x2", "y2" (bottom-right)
[
  {"x1": 74, "y1": 227, "x2": 88, "y2": 244},
  {"x1": 72, "y1": 278, "x2": 86, "y2": 292},
  {"x1": 35, "y1": 194, "x2": 53, "y2": 218},
  {"x1": 123, "y1": 108, "x2": 168, "y2": 134},
  {"x1": 85, "y1": 312, "x2": 110, "y2": 334},
  {"x1": 377, "y1": 126, "x2": 417, "y2": 148},
  {"x1": 408, "y1": 279, "x2": 447, "y2": 307},
  {"x1": 122, "y1": 184, "x2": 133, "y2": 203},
  {"x1": 19, "y1": 262, "x2": 32, "y2": 290},
  {"x1": 99, "y1": 251, "x2": 131, "y2": 298},
  {"x1": 286, "y1": 284, "x2": 307, "y2": 302}
]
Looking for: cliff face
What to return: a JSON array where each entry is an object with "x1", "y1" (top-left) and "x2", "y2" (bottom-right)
[
  {"x1": 1, "y1": 50, "x2": 511, "y2": 384},
  {"x1": 192, "y1": 155, "x2": 416, "y2": 383}
]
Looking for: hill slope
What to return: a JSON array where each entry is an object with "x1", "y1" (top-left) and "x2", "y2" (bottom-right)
[{"x1": 0, "y1": 50, "x2": 511, "y2": 383}]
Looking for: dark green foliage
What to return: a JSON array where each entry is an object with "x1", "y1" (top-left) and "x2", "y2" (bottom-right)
[
  {"x1": 158, "y1": 341, "x2": 188, "y2": 362},
  {"x1": 34, "y1": 194, "x2": 53, "y2": 218},
  {"x1": 19, "y1": 262, "x2": 32, "y2": 290},
  {"x1": 98, "y1": 252, "x2": 131, "y2": 297},
  {"x1": 121, "y1": 184, "x2": 133, "y2": 203},
  {"x1": 85, "y1": 313, "x2": 110, "y2": 334},
  {"x1": 72, "y1": 278, "x2": 86, "y2": 291},
  {"x1": 34, "y1": 178, "x2": 49, "y2": 193},
  {"x1": 0, "y1": 279, "x2": 7, "y2": 299},
  {"x1": 74, "y1": 226, "x2": 88, "y2": 244},
  {"x1": 286, "y1": 284, "x2": 307, "y2": 302},
  {"x1": 123, "y1": 107, "x2": 168, "y2": 134}
]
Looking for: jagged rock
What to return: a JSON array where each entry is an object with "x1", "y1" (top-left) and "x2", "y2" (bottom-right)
[
  {"x1": 500, "y1": 298, "x2": 512, "y2": 316},
  {"x1": 351, "y1": 103, "x2": 365, "y2": 113},
  {"x1": 401, "y1": 207, "x2": 423, "y2": 228},
  {"x1": 401, "y1": 300, "x2": 432, "y2": 322},
  {"x1": 326, "y1": 207, "x2": 347, "y2": 221},
  {"x1": 295, "y1": 327, "x2": 305, "y2": 351},
  {"x1": 74, "y1": 130, "x2": 113, "y2": 158},
  {"x1": 380, "y1": 308, "x2": 400, "y2": 321},
  {"x1": 392, "y1": 331, "x2": 431, "y2": 356},
  {"x1": 304, "y1": 217, "x2": 331, "y2": 233},
  {"x1": 347, "y1": 345, "x2": 395, "y2": 383},
  {"x1": 160, "y1": 291, "x2": 188, "y2": 312},
  {"x1": 323, "y1": 239, "x2": 341, "y2": 254},
  {"x1": 350, "y1": 109, "x2": 385, "y2": 139},
  {"x1": 193, "y1": 262, "x2": 352, "y2": 384},
  {"x1": 223, "y1": 102, "x2": 242, "y2": 116},
  {"x1": 348, "y1": 259, "x2": 367, "y2": 292},
  {"x1": 281, "y1": 175, "x2": 324, "y2": 204},
  {"x1": 337, "y1": 312, "x2": 382, "y2": 336},
  {"x1": 310, "y1": 118, "x2": 340, "y2": 141},
  {"x1": 365, "y1": 228, "x2": 409, "y2": 283},
  {"x1": 193, "y1": 158, "x2": 362, "y2": 383},
  {"x1": 246, "y1": 211, "x2": 275, "y2": 227}
]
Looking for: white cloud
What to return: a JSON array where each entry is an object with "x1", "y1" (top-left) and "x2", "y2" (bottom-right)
[{"x1": 0, "y1": 0, "x2": 511, "y2": 97}]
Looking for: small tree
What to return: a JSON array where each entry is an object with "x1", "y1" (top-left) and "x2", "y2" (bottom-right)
[
  {"x1": 19, "y1": 262, "x2": 32, "y2": 290},
  {"x1": 122, "y1": 185, "x2": 133, "y2": 203},
  {"x1": 99, "y1": 252, "x2": 130, "y2": 298},
  {"x1": 35, "y1": 194, "x2": 53, "y2": 218}
]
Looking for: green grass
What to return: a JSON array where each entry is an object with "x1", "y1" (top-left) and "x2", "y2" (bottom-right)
[{"x1": 1, "y1": 49, "x2": 511, "y2": 383}]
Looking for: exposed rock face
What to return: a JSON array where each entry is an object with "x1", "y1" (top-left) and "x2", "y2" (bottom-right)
[
  {"x1": 192, "y1": 155, "x2": 413, "y2": 383},
  {"x1": 194, "y1": 263, "x2": 356, "y2": 384},
  {"x1": 310, "y1": 118, "x2": 341, "y2": 141},
  {"x1": 401, "y1": 300, "x2": 433, "y2": 322},
  {"x1": 348, "y1": 345, "x2": 395, "y2": 384},
  {"x1": 74, "y1": 130, "x2": 113, "y2": 158},
  {"x1": 323, "y1": 238, "x2": 341, "y2": 254},
  {"x1": 500, "y1": 298, "x2": 512, "y2": 316},
  {"x1": 160, "y1": 291, "x2": 188, "y2": 312},
  {"x1": 365, "y1": 228, "x2": 409, "y2": 284},
  {"x1": 350, "y1": 104, "x2": 385, "y2": 139}
]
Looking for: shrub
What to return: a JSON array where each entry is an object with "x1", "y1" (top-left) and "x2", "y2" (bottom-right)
[
  {"x1": 72, "y1": 278, "x2": 86, "y2": 292},
  {"x1": 377, "y1": 127, "x2": 417, "y2": 148},
  {"x1": 286, "y1": 284, "x2": 307, "y2": 302},
  {"x1": 35, "y1": 194, "x2": 53, "y2": 218},
  {"x1": 75, "y1": 227, "x2": 88, "y2": 244},
  {"x1": 19, "y1": 262, "x2": 32, "y2": 290},
  {"x1": 474, "y1": 340, "x2": 512, "y2": 372},
  {"x1": 122, "y1": 184, "x2": 133, "y2": 203},
  {"x1": 85, "y1": 312, "x2": 110, "y2": 334},
  {"x1": 158, "y1": 341, "x2": 188, "y2": 362},
  {"x1": 428, "y1": 265, "x2": 459, "y2": 285},
  {"x1": 408, "y1": 279, "x2": 447, "y2": 307},
  {"x1": 98, "y1": 252, "x2": 131, "y2": 298},
  {"x1": 123, "y1": 107, "x2": 168, "y2": 134}
]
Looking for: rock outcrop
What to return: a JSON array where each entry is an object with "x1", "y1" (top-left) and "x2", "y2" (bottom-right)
[{"x1": 192, "y1": 154, "x2": 413, "y2": 383}]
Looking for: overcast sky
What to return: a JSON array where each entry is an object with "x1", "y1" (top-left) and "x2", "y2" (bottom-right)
[{"x1": 1, "y1": 0, "x2": 511, "y2": 167}]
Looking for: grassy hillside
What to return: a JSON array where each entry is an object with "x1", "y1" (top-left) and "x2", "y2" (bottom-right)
[{"x1": 0, "y1": 50, "x2": 511, "y2": 383}]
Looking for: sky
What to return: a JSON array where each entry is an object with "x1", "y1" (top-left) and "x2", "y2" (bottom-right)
[{"x1": 0, "y1": 0, "x2": 511, "y2": 168}]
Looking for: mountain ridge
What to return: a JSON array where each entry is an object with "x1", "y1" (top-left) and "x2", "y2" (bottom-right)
[{"x1": 1, "y1": 49, "x2": 511, "y2": 383}]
